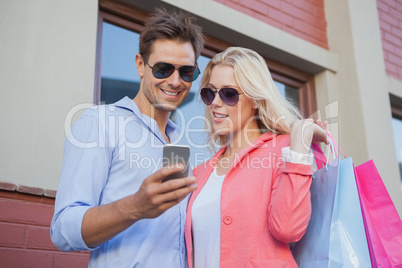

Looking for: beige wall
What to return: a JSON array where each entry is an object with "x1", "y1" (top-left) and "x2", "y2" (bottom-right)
[
  {"x1": 0, "y1": 0, "x2": 98, "y2": 190},
  {"x1": 324, "y1": 0, "x2": 402, "y2": 216}
]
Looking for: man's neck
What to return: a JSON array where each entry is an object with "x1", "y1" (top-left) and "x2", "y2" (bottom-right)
[
  {"x1": 152, "y1": 109, "x2": 171, "y2": 142},
  {"x1": 133, "y1": 96, "x2": 171, "y2": 143}
]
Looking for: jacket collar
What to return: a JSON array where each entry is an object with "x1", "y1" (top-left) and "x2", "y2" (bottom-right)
[
  {"x1": 207, "y1": 132, "x2": 278, "y2": 174},
  {"x1": 193, "y1": 132, "x2": 278, "y2": 210}
]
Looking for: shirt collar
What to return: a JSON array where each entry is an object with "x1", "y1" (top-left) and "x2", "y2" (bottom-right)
[{"x1": 112, "y1": 96, "x2": 181, "y2": 144}]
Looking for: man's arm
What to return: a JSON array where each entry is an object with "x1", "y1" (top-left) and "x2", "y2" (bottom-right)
[
  {"x1": 51, "y1": 111, "x2": 197, "y2": 251},
  {"x1": 81, "y1": 164, "x2": 197, "y2": 248}
]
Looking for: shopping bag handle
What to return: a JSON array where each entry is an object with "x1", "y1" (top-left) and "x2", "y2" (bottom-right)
[
  {"x1": 312, "y1": 133, "x2": 337, "y2": 170},
  {"x1": 312, "y1": 143, "x2": 327, "y2": 170},
  {"x1": 327, "y1": 133, "x2": 346, "y2": 158}
]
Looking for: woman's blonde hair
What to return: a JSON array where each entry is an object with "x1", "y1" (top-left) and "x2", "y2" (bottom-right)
[{"x1": 200, "y1": 47, "x2": 302, "y2": 150}]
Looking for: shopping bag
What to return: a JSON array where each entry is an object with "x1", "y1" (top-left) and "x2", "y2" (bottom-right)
[
  {"x1": 355, "y1": 160, "x2": 402, "y2": 267},
  {"x1": 292, "y1": 143, "x2": 371, "y2": 267},
  {"x1": 325, "y1": 133, "x2": 402, "y2": 267}
]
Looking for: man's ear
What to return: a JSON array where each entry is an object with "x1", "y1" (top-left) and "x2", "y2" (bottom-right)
[{"x1": 135, "y1": 54, "x2": 144, "y2": 78}]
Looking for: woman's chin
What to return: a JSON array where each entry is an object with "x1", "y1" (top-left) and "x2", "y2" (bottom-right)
[{"x1": 212, "y1": 129, "x2": 233, "y2": 138}]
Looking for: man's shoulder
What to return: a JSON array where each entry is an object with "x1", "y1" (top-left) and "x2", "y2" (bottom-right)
[
  {"x1": 80, "y1": 99, "x2": 140, "y2": 119},
  {"x1": 70, "y1": 102, "x2": 142, "y2": 135}
]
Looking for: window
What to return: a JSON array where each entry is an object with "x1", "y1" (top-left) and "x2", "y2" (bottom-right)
[
  {"x1": 391, "y1": 117, "x2": 402, "y2": 182},
  {"x1": 96, "y1": 1, "x2": 318, "y2": 166},
  {"x1": 100, "y1": 22, "x2": 140, "y2": 104},
  {"x1": 275, "y1": 82, "x2": 300, "y2": 110},
  {"x1": 390, "y1": 94, "x2": 402, "y2": 183}
]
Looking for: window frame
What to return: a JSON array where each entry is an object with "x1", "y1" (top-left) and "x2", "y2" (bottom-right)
[
  {"x1": 96, "y1": 0, "x2": 317, "y2": 117},
  {"x1": 390, "y1": 94, "x2": 402, "y2": 121},
  {"x1": 391, "y1": 106, "x2": 402, "y2": 121},
  {"x1": 390, "y1": 94, "x2": 402, "y2": 182}
]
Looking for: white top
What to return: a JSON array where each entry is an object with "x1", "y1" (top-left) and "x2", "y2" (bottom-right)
[
  {"x1": 191, "y1": 165, "x2": 225, "y2": 268},
  {"x1": 190, "y1": 146, "x2": 313, "y2": 267}
]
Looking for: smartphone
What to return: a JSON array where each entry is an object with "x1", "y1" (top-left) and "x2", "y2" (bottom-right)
[{"x1": 162, "y1": 144, "x2": 190, "y2": 182}]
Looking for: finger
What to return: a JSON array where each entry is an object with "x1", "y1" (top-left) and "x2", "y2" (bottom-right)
[
  {"x1": 156, "y1": 184, "x2": 198, "y2": 204},
  {"x1": 323, "y1": 120, "x2": 329, "y2": 132},
  {"x1": 312, "y1": 126, "x2": 329, "y2": 144},
  {"x1": 156, "y1": 197, "x2": 188, "y2": 214},
  {"x1": 159, "y1": 176, "x2": 197, "y2": 194},
  {"x1": 306, "y1": 118, "x2": 314, "y2": 127},
  {"x1": 323, "y1": 131, "x2": 329, "y2": 144},
  {"x1": 316, "y1": 119, "x2": 325, "y2": 129},
  {"x1": 148, "y1": 165, "x2": 185, "y2": 183}
]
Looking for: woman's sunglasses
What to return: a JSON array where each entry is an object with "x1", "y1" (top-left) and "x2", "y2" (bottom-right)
[
  {"x1": 200, "y1": 87, "x2": 244, "y2": 106},
  {"x1": 142, "y1": 56, "x2": 200, "y2": 82}
]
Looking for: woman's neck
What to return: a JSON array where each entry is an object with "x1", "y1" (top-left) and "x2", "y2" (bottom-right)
[
  {"x1": 224, "y1": 123, "x2": 261, "y2": 158},
  {"x1": 215, "y1": 123, "x2": 261, "y2": 176}
]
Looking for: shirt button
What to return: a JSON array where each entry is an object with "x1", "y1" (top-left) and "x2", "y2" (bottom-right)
[{"x1": 223, "y1": 216, "x2": 232, "y2": 225}]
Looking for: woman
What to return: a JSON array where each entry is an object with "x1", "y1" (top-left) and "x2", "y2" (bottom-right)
[{"x1": 184, "y1": 47, "x2": 328, "y2": 267}]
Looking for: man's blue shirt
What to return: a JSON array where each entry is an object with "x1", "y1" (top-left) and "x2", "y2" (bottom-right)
[{"x1": 51, "y1": 97, "x2": 189, "y2": 267}]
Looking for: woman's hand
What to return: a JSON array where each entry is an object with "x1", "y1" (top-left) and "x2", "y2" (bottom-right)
[{"x1": 290, "y1": 119, "x2": 329, "y2": 154}]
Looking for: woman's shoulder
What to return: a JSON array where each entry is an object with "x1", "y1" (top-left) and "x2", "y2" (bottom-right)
[{"x1": 256, "y1": 133, "x2": 291, "y2": 153}]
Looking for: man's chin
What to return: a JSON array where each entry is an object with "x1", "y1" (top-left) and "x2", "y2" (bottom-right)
[{"x1": 152, "y1": 102, "x2": 180, "y2": 112}]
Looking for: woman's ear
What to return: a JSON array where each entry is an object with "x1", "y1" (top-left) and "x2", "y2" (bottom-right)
[{"x1": 253, "y1": 102, "x2": 258, "y2": 111}]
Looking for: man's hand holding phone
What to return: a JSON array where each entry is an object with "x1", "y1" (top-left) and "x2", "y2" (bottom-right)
[
  {"x1": 81, "y1": 146, "x2": 196, "y2": 248},
  {"x1": 130, "y1": 164, "x2": 197, "y2": 219},
  {"x1": 128, "y1": 145, "x2": 195, "y2": 220}
]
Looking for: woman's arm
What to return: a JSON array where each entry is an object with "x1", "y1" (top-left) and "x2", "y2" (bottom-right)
[
  {"x1": 290, "y1": 119, "x2": 329, "y2": 153},
  {"x1": 267, "y1": 119, "x2": 328, "y2": 243}
]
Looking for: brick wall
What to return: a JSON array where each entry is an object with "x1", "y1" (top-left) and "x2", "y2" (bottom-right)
[
  {"x1": 213, "y1": 0, "x2": 328, "y2": 49},
  {"x1": 0, "y1": 188, "x2": 89, "y2": 268},
  {"x1": 377, "y1": 0, "x2": 402, "y2": 82}
]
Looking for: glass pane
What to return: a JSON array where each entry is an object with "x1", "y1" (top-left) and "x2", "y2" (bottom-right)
[
  {"x1": 392, "y1": 117, "x2": 402, "y2": 182},
  {"x1": 274, "y1": 81, "x2": 300, "y2": 109},
  {"x1": 101, "y1": 22, "x2": 141, "y2": 104},
  {"x1": 100, "y1": 22, "x2": 212, "y2": 166}
]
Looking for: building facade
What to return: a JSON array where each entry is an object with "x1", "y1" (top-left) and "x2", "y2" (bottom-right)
[{"x1": 1, "y1": 0, "x2": 401, "y2": 266}]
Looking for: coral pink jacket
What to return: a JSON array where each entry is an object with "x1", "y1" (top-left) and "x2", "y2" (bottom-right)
[{"x1": 185, "y1": 132, "x2": 314, "y2": 268}]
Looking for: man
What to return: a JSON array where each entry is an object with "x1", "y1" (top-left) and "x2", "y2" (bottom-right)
[{"x1": 51, "y1": 8, "x2": 204, "y2": 267}]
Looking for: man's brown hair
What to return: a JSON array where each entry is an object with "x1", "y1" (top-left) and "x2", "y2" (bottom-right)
[{"x1": 139, "y1": 7, "x2": 204, "y2": 63}]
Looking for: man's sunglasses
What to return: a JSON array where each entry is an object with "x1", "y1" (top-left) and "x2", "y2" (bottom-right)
[
  {"x1": 142, "y1": 56, "x2": 200, "y2": 82},
  {"x1": 200, "y1": 87, "x2": 244, "y2": 106}
]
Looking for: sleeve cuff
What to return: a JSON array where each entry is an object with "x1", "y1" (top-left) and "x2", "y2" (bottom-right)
[
  {"x1": 282, "y1": 146, "x2": 314, "y2": 166},
  {"x1": 281, "y1": 162, "x2": 314, "y2": 176},
  {"x1": 60, "y1": 206, "x2": 93, "y2": 251}
]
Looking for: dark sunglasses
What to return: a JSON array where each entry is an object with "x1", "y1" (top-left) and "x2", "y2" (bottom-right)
[
  {"x1": 142, "y1": 56, "x2": 200, "y2": 82},
  {"x1": 200, "y1": 87, "x2": 244, "y2": 106}
]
